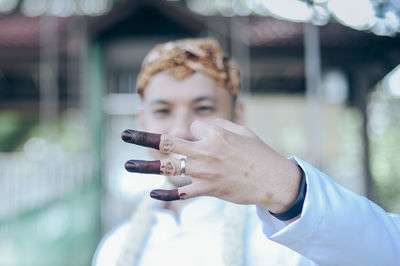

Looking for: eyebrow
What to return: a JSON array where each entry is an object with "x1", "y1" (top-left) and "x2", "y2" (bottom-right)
[
  {"x1": 150, "y1": 100, "x2": 170, "y2": 106},
  {"x1": 193, "y1": 96, "x2": 216, "y2": 104},
  {"x1": 149, "y1": 96, "x2": 216, "y2": 106}
]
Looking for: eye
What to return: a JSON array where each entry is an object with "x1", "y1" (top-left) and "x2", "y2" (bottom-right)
[
  {"x1": 155, "y1": 109, "x2": 169, "y2": 113},
  {"x1": 195, "y1": 106, "x2": 215, "y2": 115},
  {"x1": 153, "y1": 108, "x2": 170, "y2": 116}
]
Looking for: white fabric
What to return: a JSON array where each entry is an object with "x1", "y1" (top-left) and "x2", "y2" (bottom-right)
[
  {"x1": 93, "y1": 197, "x2": 311, "y2": 266},
  {"x1": 93, "y1": 157, "x2": 400, "y2": 266},
  {"x1": 257, "y1": 157, "x2": 400, "y2": 266}
]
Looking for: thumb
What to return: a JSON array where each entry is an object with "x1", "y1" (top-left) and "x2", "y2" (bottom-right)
[
  {"x1": 211, "y1": 118, "x2": 256, "y2": 138},
  {"x1": 190, "y1": 120, "x2": 214, "y2": 140}
]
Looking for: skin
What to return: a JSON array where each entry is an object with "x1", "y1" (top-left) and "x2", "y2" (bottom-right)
[
  {"x1": 122, "y1": 130, "x2": 160, "y2": 150},
  {"x1": 126, "y1": 71, "x2": 302, "y2": 220},
  {"x1": 137, "y1": 71, "x2": 243, "y2": 187},
  {"x1": 125, "y1": 160, "x2": 161, "y2": 174}
]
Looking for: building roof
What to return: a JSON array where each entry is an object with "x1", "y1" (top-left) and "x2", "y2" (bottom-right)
[
  {"x1": 0, "y1": 14, "x2": 40, "y2": 47},
  {"x1": 1, "y1": 9, "x2": 399, "y2": 51},
  {"x1": 0, "y1": 13, "x2": 73, "y2": 48},
  {"x1": 248, "y1": 16, "x2": 400, "y2": 49}
]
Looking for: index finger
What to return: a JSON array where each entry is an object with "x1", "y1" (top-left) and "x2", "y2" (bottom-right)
[{"x1": 121, "y1": 129, "x2": 199, "y2": 157}]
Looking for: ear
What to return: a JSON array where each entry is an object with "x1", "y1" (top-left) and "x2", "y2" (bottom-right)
[
  {"x1": 233, "y1": 102, "x2": 245, "y2": 125},
  {"x1": 136, "y1": 110, "x2": 146, "y2": 130}
]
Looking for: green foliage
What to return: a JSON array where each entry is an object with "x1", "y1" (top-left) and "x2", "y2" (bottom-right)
[
  {"x1": 0, "y1": 111, "x2": 37, "y2": 152},
  {"x1": 0, "y1": 109, "x2": 90, "y2": 153},
  {"x1": 369, "y1": 86, "x2": 400, "y2": 213}
]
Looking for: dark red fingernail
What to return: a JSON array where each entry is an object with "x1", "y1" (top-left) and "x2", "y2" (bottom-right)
[
  {"x1": 121, "y1": 130, "x2": 133, "y2": 142},
  {"x1": 121, "y1": 129, "x2": 161, "y2": 150},
  {"x1": 150, "y1": 189, "x2": 180, "y2": 201},
  {"x1": 179, "y1": 192, "x2": 187, "y2": 200},
  {"x1": 125, "y1": 160, "x2": 161, "y2": 174}
]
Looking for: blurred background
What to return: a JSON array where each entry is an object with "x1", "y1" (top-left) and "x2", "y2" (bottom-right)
[{"x1": 1, "y1": 0, "x2": 400, "y2": 265}]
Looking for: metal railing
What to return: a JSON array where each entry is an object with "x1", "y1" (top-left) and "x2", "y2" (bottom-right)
[{"x1": 0, "y1": 152, "x2": 93, "y2": 221}]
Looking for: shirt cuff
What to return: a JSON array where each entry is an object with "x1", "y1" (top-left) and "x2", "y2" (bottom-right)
[{"x1": 256, "y1": 156, "x2": 326, "y2": 245}]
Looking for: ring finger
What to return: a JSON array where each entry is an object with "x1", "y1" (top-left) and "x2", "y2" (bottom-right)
[{"x1": 125, "y1": 157, "x2": 198, "y2": 177}]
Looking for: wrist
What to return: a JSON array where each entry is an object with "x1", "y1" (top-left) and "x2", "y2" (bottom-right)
[
  {"x1": 269, "y1": 165, "x2": 306, "y2": 221},
  {"x1": 259, "y1": 160, "x2": 303, "y2": 214}
]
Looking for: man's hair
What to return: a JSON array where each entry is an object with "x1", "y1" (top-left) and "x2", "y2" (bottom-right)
[{"x1": 136, "y1": 37, "x2": 241, "y2": 101}]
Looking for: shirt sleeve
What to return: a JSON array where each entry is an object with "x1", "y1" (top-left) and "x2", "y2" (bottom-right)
[{"x1": 256, "y1": 156, "x2": 400, "y2": 266}]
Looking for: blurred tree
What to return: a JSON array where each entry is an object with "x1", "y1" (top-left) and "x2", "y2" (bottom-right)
[{"x1": 369, "y1": 83, "x2": 400, "y2": 213}]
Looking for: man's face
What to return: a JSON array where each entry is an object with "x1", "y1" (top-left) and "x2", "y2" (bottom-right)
[{"x1": 138, "y1": 71, "x2": 240, "y2": 186}]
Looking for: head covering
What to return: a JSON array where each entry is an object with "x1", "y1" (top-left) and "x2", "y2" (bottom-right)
[{"x1": 137, "y1": 37, "x2": 240, "y2": 98}]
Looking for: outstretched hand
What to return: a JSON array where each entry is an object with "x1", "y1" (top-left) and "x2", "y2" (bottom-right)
[{"x1": 122, "y1": 118, "x2": 301, "y2": 213}]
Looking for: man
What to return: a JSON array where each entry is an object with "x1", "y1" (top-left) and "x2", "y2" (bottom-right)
[{"x1": 93, "y1": 38, "x2": 400, "y2": 266}]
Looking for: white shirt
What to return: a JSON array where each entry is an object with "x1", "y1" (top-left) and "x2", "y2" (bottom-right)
[
  {"x1": 94, "y1": 197, "x2": 312, "y2": 266},
  {"x1": 257, "y1": 157, "x2": 400, "y2": 266},
  {"x1": 93, "y1": 157, "x2": 400, "y2": 266}
]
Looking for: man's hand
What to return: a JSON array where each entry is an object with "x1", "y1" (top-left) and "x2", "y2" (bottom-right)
[{"x1": 122, "y1": 118, "x2": 302, "y2": 214}]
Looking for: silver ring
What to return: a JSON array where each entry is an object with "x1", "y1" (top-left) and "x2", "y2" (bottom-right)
[{"x1": 180, "y1": 158, "x2": 186, "y2": 176}]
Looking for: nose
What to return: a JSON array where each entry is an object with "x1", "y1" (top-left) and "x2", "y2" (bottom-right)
[{"x1": 168, "y1": 111, "x2": 195, "y2": 141}]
